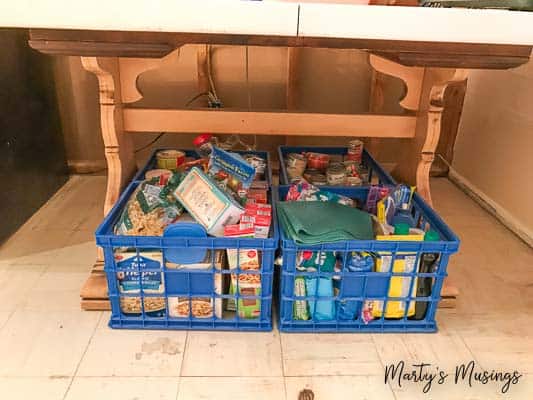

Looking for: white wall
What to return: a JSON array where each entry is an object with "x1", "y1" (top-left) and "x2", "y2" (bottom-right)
[{"x1": 452, "y1": 61, "x2": 533, "y2": 237}]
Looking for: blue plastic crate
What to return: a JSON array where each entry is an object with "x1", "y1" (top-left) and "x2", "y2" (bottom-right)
[
  {"x1": 276, "y1": 186, "x2": 460, "y2": 333},
  {"x1": 278, "y1": 146, "x2": 395, "y2": 187},
  {"x1": 95, "y1": 153, "x2": 278, "y2": 331},
  {"x1": 134, "y1": 148, "x2": 273, "y2": 186}
]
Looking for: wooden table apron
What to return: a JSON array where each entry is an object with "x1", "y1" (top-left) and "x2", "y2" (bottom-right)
[{"x1": 27, "y1": 29, "x2": 531, "y2": 306}]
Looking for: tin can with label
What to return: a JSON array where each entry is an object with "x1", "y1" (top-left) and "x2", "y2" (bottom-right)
[
  {"x1": 303, "y1": 168, "x2": 319, "y2": 182},
  {"x1": 287, "y1": 166, "x2": 301, "y2": 181},
  {"x1": 326, "y1": 164, "x2": 346, "y2": 186},
  {"x1": 346, "y1": 140, "x2": 363, "y2": 164},
  {"x1": 312, "y1": 174, "x2": 327, "y2": 186},
  {"x1": 346, "y1": 176, "x2": 362, "y2": 186},
  {"x1": 286, "y1": 152, "x2": 307, "y2": 175},
  {"x1": 343, "y1": 160, "x2": 360, "y2": 177},
  {"x1": 156, "y1": 150, "x2": 185, "y2": 170},
  {"x1": 307, "y1": 152, "x2": 330, "y2": 172}
]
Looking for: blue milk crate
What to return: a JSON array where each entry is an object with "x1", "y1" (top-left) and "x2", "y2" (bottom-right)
[
  {"x1": 276, "y1": 186, "x2": 460, "y2": 333},
  {"x1": 278, "y1": 146, "x2": 395, "y2": 187},
  {"x1": 134, "y1": 148, "x2": 273, "y2": 185},
  {"x1": 95, "y1": 151, "x2": 277, "y2": 331}
]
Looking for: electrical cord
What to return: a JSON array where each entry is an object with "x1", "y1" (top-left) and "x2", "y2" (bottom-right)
[{"x1": 134, "y1": 133, "x2": 165, "y2": 153}]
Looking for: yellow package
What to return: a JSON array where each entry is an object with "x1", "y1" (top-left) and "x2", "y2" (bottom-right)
[{"x1": 373, "y1": 234, "x2": 423, "y2": 318}]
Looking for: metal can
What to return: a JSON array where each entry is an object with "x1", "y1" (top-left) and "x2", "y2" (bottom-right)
[
  {"x1": 286, "y1": 153, "x2": 307, "y2": 176},
  {"x1": 346, "y1": 139, "x2": 364, "y2": 164},
  {"x1": 156, "y1": 150, "x2": 185, "y2": 170},
  {"x1": 286, "y1": 166, "x2": 301, "y2": 181},
  {"x1": 311, "y1": 174, "x2": 327, "y2": 186},
  {"x1": 346, "y1": 176, "x2": 362, "y2": 186},
  {"x1": 306, "y1": 152, "x2": 330, "y2": 172},
  {"x1": 343, "y1": 160, "x2": 360, "y2": 178},
  {"x1": 303, "y1": 168, "x2": 319, "y2": 182},
  {"x1": 326, "y1": 164, "x2": 346, "y2": 186}
]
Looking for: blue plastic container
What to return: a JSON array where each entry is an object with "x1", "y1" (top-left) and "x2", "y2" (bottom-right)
[
  {"x1": 135, "y1": 148, "x2": 273, "y2": 186},
  {"x1": 278, "y1": 146, "x2": 395, "y2": 187},
  {"x1": 276, "y1": 186, "x2": 460, "y2": 333},
  {"x1": 95, "y1": 150, "x2": 277, "y2": 331}
]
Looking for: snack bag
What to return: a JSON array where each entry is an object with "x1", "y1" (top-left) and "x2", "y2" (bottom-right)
[
  {"x1": 293, "y1": 251, "x2": 337, "y2": 321},
  {"x1": 114, "y1": 173, "x2": 184, "y2": 236}
]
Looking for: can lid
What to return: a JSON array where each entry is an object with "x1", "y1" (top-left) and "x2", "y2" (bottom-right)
[
  {"x1": 193, "y1": 133, "x2": 212, "y2": 147},
  {"x1": 394, "y1": 223, "x2": 410, "y2": 235},
  {"x1": 424, "y1": 230, "x2": 440, "y2": 241}
]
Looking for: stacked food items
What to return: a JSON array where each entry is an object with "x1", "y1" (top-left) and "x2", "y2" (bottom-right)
[
  {"x1": 112, "y1": 142, "x2": 271, "y2": 320},
  {"x1": 284, "y1": 140, "x2": 368, "y2": 186},
  {"x1": 279, "y1": 181, "x2": 439, "y2": 323}
]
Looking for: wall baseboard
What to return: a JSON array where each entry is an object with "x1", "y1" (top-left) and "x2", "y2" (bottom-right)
[
  {"x1": 448, "y1": 168, "x2": 533, "y2": 248},
  {"x1": 68, "y1": 160, "x2": 107, "y2": 174}
]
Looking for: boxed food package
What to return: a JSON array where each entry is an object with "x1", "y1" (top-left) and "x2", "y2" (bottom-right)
[
  {"x1": 241, "y1": 203, "x2": 272, "y2": 239},
  {"x1": 208, "y1": 147, "x2": 256, "y2": 204},
  {"x1": 114, "y1": 251, "x2": 166, "y2": 317},
  {"x1": 166, "y1": 250, "x2": 225, "y2": 319},
  {"x1": 224, "y1": 226, "x2": 261, "y2": 318},
  {"x1": 173, "y1": 167, "x2": 244, "y2": 237}
]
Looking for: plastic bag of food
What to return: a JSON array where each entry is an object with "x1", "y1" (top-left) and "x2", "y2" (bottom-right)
[
  {"x1": 114, "y1": 172, "x2": 185, "y2": 236},
  {"x1": 285, "y1": 181, "x2": 354, "y2": 207}
]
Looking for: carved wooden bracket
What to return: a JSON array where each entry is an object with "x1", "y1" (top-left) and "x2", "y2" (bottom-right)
[
  {"x1": 369, "y1": 54, "x2": 425, "y2": 111},
  {"x1": 117, "y1": 48, "x2": 181, "y2": 104}
]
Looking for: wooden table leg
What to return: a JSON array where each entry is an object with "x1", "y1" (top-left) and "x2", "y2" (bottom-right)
[
  {"x1": 394, "y1": 68, "x2": 468, "y2": 304},
  {"x1": 392, "y1": 67, "x2": 468, "y2": 205},
  {"x1": 79, "y1": 57, "x2": 136, "y2": 309}
]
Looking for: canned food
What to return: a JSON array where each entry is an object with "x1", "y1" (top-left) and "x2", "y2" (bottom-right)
[
  {"x1": 145, "y1": 169, "x2": 172, "y2": 185},
  {"x1": 306, "y1": 152, "x2": 330, "y2": 172},
  {"x1": 346, "y1": 139, "x2": 364, "y2": 164},
  {"x1": 346, "y1": 176, "x2": 362, "y2": 186},
  {"x1": 326, "y1": 164, "x2": 346, "y2": 186},
  {"x1": 156, "y1": 150, "x2": 185, "y2": 170},
  {"x1": 287, "y1": 153, "x2": 307, "y2": 176},
  {"x1": 343, "y1": 160, "x2": 360, "y2": 178},
  {"x1": 303, "y1": 168, "x2": 320, "y2": 182},
  {"x1": 311, "y1": 174, "x2": 327, "y2": 186},
  {"x1": 287, "y1": 166, "x2": 301, "y2": 180}
]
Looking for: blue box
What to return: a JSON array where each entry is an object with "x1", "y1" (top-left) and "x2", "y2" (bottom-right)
[
  {"x1": 278, "y1": 145, "x2": 395, "y2": 187},
  {"x1": 276, "y1": 186, "x2": 460, "y2": 333}
]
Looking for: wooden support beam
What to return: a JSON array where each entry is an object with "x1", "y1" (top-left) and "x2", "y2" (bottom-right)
[{"x1": 123, "y1": 108, "x2": 416, "y2": 138}]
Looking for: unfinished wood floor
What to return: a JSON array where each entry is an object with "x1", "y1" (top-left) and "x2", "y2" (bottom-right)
[{"x1": 0, "y1": 176, "x2": 531, "y2": 400}]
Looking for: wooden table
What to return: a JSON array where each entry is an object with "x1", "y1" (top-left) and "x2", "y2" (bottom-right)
[{"x1": 2, "y1": 0, "x2": 532, "y2": 308}]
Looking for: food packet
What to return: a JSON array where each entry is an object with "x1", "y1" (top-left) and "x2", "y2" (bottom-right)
[
  {"x1": 293, "y1": 251, "x2": 337, "y2": 321},
  {"x1": 285, "y1": 181, "x2": 354, "y2": 207},
  {"x1": 114, "y1": 173, "x2": 184, "y2": 236}
]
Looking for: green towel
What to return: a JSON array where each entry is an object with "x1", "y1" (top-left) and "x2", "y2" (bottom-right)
[{"x1": 277, "y1": 201, "x2": 374, "y2": 244}]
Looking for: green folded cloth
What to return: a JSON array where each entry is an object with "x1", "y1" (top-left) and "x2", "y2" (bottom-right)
[{"x1": 276, "y1": 201, "x2": 374, "y2": 244}]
